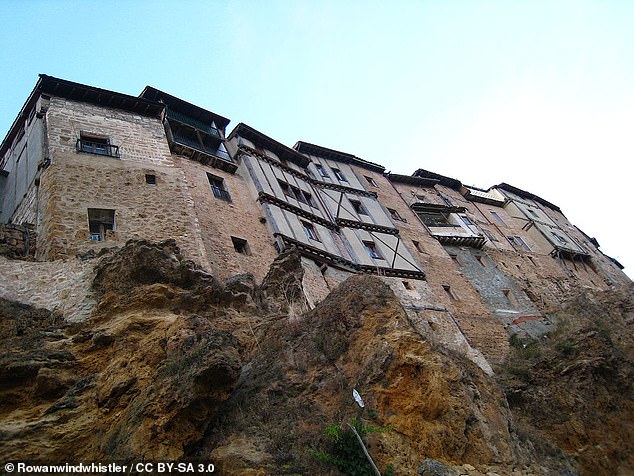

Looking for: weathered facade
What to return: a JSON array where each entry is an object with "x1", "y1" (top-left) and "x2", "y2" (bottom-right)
[{"x1": 0, "y1": 74, "x2": 629, "y2": 365}]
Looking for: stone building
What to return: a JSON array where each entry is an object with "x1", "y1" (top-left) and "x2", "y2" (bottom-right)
[{"x1": 0, "y1": 74, "x2": 630, "y2": 365}]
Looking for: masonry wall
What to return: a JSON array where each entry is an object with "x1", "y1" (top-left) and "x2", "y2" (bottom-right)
[
  {"x1": 0, "y1": 223, "x2": 36, "y2": 259},
  {"x1": 360, "y1": 169, "x2": 510, "y2": 361},
  {"x1": 174, "y1": 155, "x2": 279, "y2": 282},
  {"x1": 36, "y1": 98, "x2": 204, "y2": 262}
]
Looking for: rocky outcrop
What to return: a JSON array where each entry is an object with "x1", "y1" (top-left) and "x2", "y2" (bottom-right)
[
  {"x1": 0, "y1": 241, "x2": 631, "y2": 475},
  {"x1": 501, "y1": 284, "x2": 634, "y2": 476}
]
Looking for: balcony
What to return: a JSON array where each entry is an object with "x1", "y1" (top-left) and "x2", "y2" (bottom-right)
[
  {"x1": 166, "y1": 108, "x2": 221, "y2": 138},
  {"x1": 170, "y1": 132, "x2": 236, "y2": 173},
  {"x1": 76, "y1": 138, "x2": 120, "y2": 158},
  {"x1": 412, "y1": 203, "x2": 485, "y2": 248}
]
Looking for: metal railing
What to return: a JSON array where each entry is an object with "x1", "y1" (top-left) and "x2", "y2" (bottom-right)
[{"x1": 76, "y1": 139, "x2": 120, "y2": 158}]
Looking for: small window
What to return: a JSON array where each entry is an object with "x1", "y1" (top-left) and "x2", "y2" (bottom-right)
[
  {"x1": 279, "y1": 180, "x2": 301, "y2": 202},
  {"x1": 365, "y1": 176, "x2": 378, "y2": 187},
  {"x1": 145, "y1": 174, "x2": 156, "y2": 185},
  {"x1": 363, "y1": 241, "x2": 382, "y2": 259},
  {"x1": 476, "y1": 255, "x2": 487, "y2": 267},
  {"x1": 412, "y1": 240, "x2": 423, "y2": 252},
  {"x1": 302, "y1": 221, "x2": 320, "y2": 241},
  {"x1": 302, "y1": 191, "x2": 317, "y2": 207},
  {"x1": 461, "y1": 215, "x2": 474, "y2": 226},
  {"x1": 315, "y1": 164, "x2": 330, "y2": 178},
  {"x1": 528, "y1": 256, "x2": 537, "y2": 266},
  {"x1": 279, "y1": 180, "x2": 291, "y2": 197},
  {"x1": 350, "y1": 199, "x2": 367, "y2": 215},
  {"x1": 332, "y1": 168, "x2": 347, "y2": 181},
  {"x1": 402, "y1": 281, "x2": 412, "y2": 290},
  {"x1": 449, "y1": 254, "x2": 460, "y2": 266},
  {"x1": 508, "y1": 235, "x2": 531, "y2": 252},
  {"x1": 490, "y1": 211, "x2": 506, "y2": 226},
  {"x1": 231, "y1": 236, "x2": 250, "y2": 255},
  {"x1": 482, "y1": 229, "x2": 498, "y2": 242},
  {"x1": 528, "y1": 209, "x2": 539, "y2": 218},
  {"x1": 554, "y1": 233, "x2": 568, "y2": 244},
  {"x1": 207, "y1": 173, "x2": 232, "y2": 202},
  {"x1": 88, "y1": 208, "x2": 115, "y2": 242},
  {"x1": 502, "y1": 289, "x2": 519, "y2": 309},
  {"x1": 291, "y1": 185, "x2": 305, "y2": 203},
  {"x1": 439, "y1": 194, "x2": 453, "y2": 207},
  {"x1": 388, "y1": 208, "x2": 406, "y2": 222},
  {"x1": 77, "y1": 133, "x2": 119, "y2": 158},
  {"x1": 442, "y1": 285, "x2": 459, "y2": 301}
]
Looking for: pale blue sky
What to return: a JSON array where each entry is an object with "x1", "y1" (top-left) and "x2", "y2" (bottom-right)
[{"x1": 1, "y1": 0, "x2": 632, "y2": 276}]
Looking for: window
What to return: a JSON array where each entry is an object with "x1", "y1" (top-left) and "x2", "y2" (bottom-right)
[
  {"x1": 442, "y1": 285, "x2": 459, "y2": 301},
  {"x1": 528, "y1": 209, "x2": 539, "y2": 218},
  {"x1": 449, "y1": 254, "x2": 460, "y2": 266},
  {"x1": 461, "y1": 215, "x2": 474, "y2": 226},
  {"x1": 207, "y1": 173, "x2": 232, "y2": 202},
  {"x1": 402, "y1": 281, "x2": 412, "y2": 290},
  {"x1": 302, "y1": 221, "x2": 320, "y2": 241},
  {"x1": 77, "y1": 133, "x2": 119, "y2": 158},
  {"x1": 145, "y1": 174, "x2": 156, "y2": 185},
  {"x1": 554, "y1": 233, "x2": 568, "y2": 244},
  {"x1": 476, "y1": 255, "x2": 487, "y2": 267},
  {"x1": 419, "y1": 211, "x2": 451, "y2": 227},
  {"x1": 388, "y1": 208, "x2": 407, "y2": 222},
  {"x1": 315, "y1": 164, "x2": 330, "y2": 178},
  {"x1": 363, "y1": 241, "x2": 382, "y2": 259},
  {"x1": 502, "y1": 289, "x2": 519, "y2": 309},
  {"x1": 302, "y1": 191, "x2": 317, "y2": 207},
  {"x1": 291, "y1": 185, "x2": 305, "y2": 203},
  {"x1": 528, "y1": 256, "x2": 537, "y2": 266},
  {"x1": 439, "y1": 194, "x2": 453, "y2": 207},
  {"x1": 412, "y1": 240, "x2": 423, "y2": 252},
  {"x1": 231, "y1": 236, "x2": 250, "y2": 255},
  {"x1": 350, "y1": 199, "x2": 367, "y2": 215},
  {"x1": 490, "y1": 211, "x2": 506, "y2": 226},
  {"x1": 88, "y1": 208, "x2": 115, "y2": 242},
  {"x1": 332, "y1": 168, "x2": 347, "y2": 181},
  {"x1": 482, "y1": 229, "x2": 498, "y2": 242},
  {"x1": 365, "y1": 176, "x2": 378, "y2": 187},
  {"x1": 508, "y1": 235, "x2": 531, "y2": 251}
]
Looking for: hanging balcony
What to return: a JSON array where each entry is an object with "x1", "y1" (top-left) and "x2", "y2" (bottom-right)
[
  {"x1": 170, "y1": 132, "x2": 236, "y2": 173},
  {"x1": 166, "y1": 108, "x2": 221, "y2": 138}
]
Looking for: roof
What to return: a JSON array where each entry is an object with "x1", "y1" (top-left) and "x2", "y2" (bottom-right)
[
  {"x1": 228, "y1": 123, "x2": 310, "y2": 167},
  {"x1": 494, "y1": 183, "x2": 561, "y2": 212},
  {"x1": 2, "y1": 74, "x2": 164, "y2": 158},
  {"x1": 294, "y1": 141, "x2": 385, "y2": 173},
  {"x1": 412, "y1": 169, "x2": 462, "y2": 191},
  {"x1": 139, "y1": 86, "x2": 230, "y2": 130},
  {"x1": 385, "y1": 173, "x2": 439, "y2": 187}
]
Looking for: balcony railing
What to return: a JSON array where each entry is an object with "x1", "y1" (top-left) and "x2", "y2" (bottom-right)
[
  {"x1": 76, "y1": 139, "x2": 120, "y2": 158},
  {"x1": 172, "y1": 134, "x2": 233, "y2": 162},
  {"x1": 166, "y1": 109, "x2": 221, "y2": 138}
]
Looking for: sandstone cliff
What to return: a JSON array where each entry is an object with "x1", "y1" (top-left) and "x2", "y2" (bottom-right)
[{"x1": 0, "y1": 241, "x2": 632, "y2": 475}]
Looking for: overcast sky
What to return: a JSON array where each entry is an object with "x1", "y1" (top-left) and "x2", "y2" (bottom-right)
[{"x1": 1, "y1": 0, "x2": 632, "y2": 277}]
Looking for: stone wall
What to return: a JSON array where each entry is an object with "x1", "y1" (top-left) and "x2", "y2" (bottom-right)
[
  {"x1": 0, "y1": 223, "x2": 36, "y2": 259},
  {"x1": 352, "y1": 167, "x2": 511, "y2": 362},
  {"x1": 0, "y1": 254, "x2": 95, "y2": 322},
  {"x1": 175, "y1": 156, "x2": 280, "y2": 282},
  {"x1": 35, "y1": 98, "x2": 205, "y2": 263}
]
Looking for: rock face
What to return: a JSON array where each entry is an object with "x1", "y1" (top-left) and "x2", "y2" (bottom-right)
[{"x1": 0, "y1": 240, "x2": 632, "y2": 475}]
